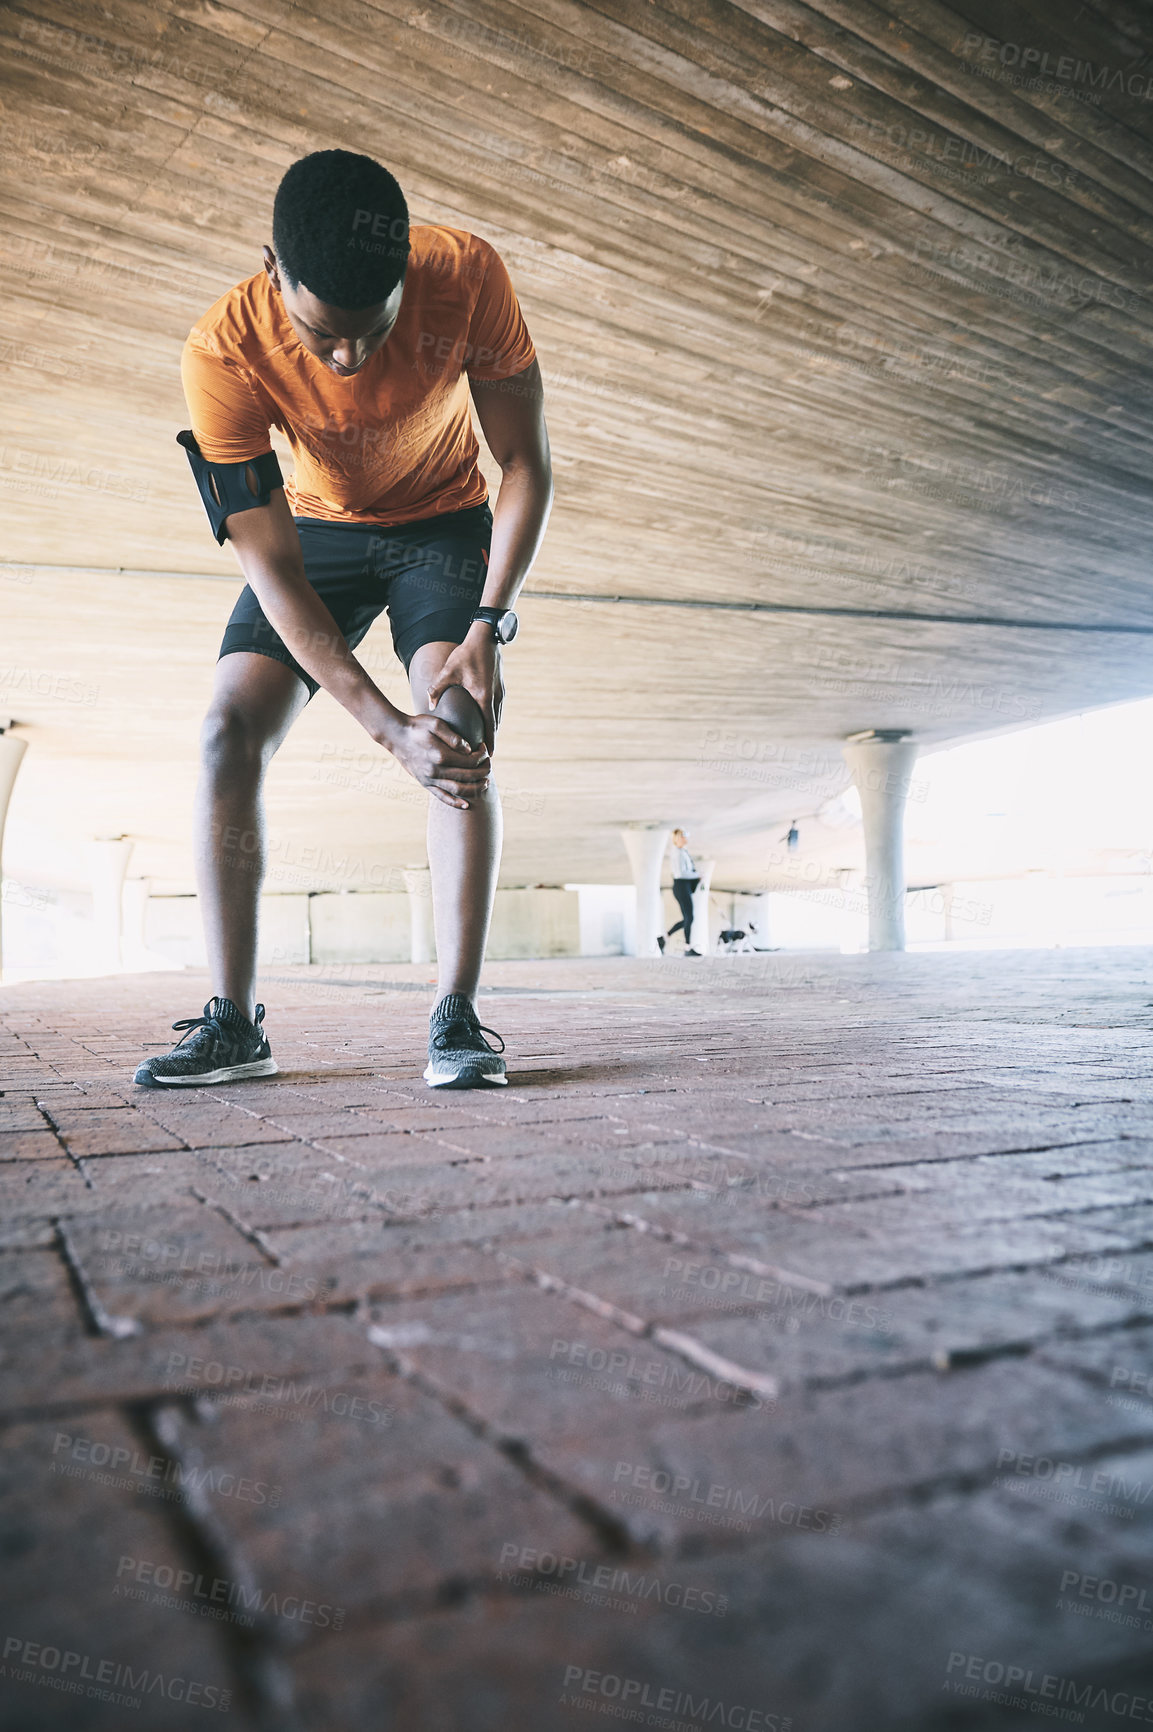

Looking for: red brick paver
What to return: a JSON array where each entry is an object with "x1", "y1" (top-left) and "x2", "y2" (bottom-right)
[{"x1": 2, "y1": 951, "x2": 1152, "y2": 1731}]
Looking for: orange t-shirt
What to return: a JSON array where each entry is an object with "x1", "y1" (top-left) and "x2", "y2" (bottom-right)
[{"x1": 180, "y1": 225, "x2": 536, "y2": 526}]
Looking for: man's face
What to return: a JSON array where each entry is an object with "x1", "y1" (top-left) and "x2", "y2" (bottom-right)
[{"x1": 263, "y1": 245, "x2": 405, "y2": 377}]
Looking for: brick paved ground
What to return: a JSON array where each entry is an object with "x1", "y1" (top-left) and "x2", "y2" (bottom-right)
[{"x1": 2, "y1": 948, "x2": 1153, "y2": 1732}]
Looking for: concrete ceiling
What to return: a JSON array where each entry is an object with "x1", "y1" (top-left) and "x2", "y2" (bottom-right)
[{"x1": 4, "y1": 0, "x2": 1153, "y2": 894}]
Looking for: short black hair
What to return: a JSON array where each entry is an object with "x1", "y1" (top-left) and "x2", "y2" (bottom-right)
[{"x1": 272, "y1": 149, "x2": 409, "y2": 309}]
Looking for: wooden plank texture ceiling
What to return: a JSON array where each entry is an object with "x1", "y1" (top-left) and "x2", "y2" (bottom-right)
[{"x1": 2, "y1": 0, "x2": 1153, "y2": 892}]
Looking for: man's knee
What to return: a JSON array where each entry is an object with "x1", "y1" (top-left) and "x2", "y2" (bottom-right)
[
  {"x1": 201, "y1": 704, "x2": 275, "y2": 780},
  {"x1": 434, "y1": 684, "x2": 485, "y2": 749}
]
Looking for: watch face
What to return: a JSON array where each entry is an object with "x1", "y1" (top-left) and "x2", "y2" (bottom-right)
[{"x1": 497, "y1": 611, "x2": 519, "y2": 644}]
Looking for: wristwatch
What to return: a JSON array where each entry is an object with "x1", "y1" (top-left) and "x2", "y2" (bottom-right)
[{"x1": 471, "y1": 606, "x2": 519, "y2": 644}]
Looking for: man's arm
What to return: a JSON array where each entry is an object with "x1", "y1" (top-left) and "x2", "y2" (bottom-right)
[
  {"x1": 426, "y1": 358, "x2": 554, "y2": 752},
  {"x1": 223, "y1": 491, "x2": 490, "y2": 809}
]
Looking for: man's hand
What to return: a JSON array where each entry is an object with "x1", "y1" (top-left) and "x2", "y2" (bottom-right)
[
  {"x1": 385, "y1": 713, "x2": 491, "y2": 810},
  {"x1": 426, "y1": 626, "x2": 503, "y2": 754}
]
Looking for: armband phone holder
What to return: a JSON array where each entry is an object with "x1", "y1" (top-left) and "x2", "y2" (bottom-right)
[{"x1": 177, "y1": 429, "x2": 284, "y2": 545}]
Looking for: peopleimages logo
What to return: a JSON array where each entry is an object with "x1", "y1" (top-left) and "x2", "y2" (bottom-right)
[
  {"x1": 51, "y1": 1432, "x2": 280, "y2": 1506},
  {"x1": 548, "y1": 1339, "x2": 770, "y2": 1410},
  {"x1": 1058, "y1": 1570, "x2": 1153, "y2": 1633},
  {"x1": 944, "y1": 1650, "x2": 1153, "y2": 1722},
  {"x1": 957, "y1": 32, "x2": 1153, "y2": 100},
  {"x1": 96, "y1": 1233, "x2": 320, "y2": 1301},
  {"x1": 611, "y1": 1461, "x2": 840, "y2": 1534},
  {"x1": 163, "y1": 1353, "x2": 391, "y2": 1426},
  {"x1": 1107, "y1": 1365, "x2": 1153, "y2": 1416},
  {"x1": 995, "y1": 1448, "x2": 1152, "y2": 1519},
  {"x1": 660, "y1": 1256, "x2": 885, "y2": 1328},
  {"x1": 497, "y1": 1544, "x2": 727, "y2": 1617},
  {"x1": 559, "y1": 1665, "x2": 791, "y2": 1728},
  {"x1": 115, "y1": 1556, "x2": 345, "y2": 1630},
  {"x1": 0, "y1": 666, "x2": 100, "y2": 706},
  {"x1": 2, "y1": 1635, "x2": 230, "y2": 1712}
]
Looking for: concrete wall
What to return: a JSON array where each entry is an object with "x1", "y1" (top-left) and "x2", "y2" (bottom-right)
[
  {"x1": 568, "y1": 884, "x2": 636, "y2": 956},
  {"x1": 145, "y1": 893, "x2": 312, "y2": 968},
  {"x1": 308, "y1": 892, "x2": 411, "y2": 963},
  {"x1": 486, "y1": 889, "x2": 580, "y2": 959},
  {"x1": 142, "y1": 888, "x2": 581, "y2": 966}
]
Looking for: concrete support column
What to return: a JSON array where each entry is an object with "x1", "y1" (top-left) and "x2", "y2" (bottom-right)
[
  {"x1": 620, "y1": 824, "x2": 672, "y2": 957},
  {"x1": 403, "y1": 866, "x2": 435, "y2": 965},
  {"x1": 0, "y1": 732, "x2": 29, "y2": 983},
  {"x1": 122, "y1": 879, "x2": 150, "y2": 968},
  {"x1": 86, "y1": 837, "x2": 134, "y2": 973},
  {"x1": 731, "y1": 891, "x2": 770, "y2": 949},
  {"x1": 842, "y1": 731, "x2": 918, "y2": 952},
  {"x1": 692, "y1": 857, "x2": 716, "y2": 955}
]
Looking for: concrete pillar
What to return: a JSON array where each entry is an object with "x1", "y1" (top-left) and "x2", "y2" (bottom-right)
[
  {"x1": 0, "y1": 732, "x2": 29, "y2": 983},
  {"x1": 842, "y1": 731, "x2": 918, "y2": 952},
  {"x1": 620, "y1": 824, "x2": 672, "y2": 957},
  {"x1": 566, "y1": 884, "x2": 633, "y2": 957},
  {"x1": 86, "y1": 837, "x2": 134, "y2": 973},
  {"x1": 748, "y1": 891, "x2": 771, "y2": 949},
  {"x1": 122, "y1": 879, "x2": 150, "y2": 967},
  {"x1": 403, "y1": 866, "x2": 434, "y2": 965},
  {"x1": 692, "y1": 857, "x2": 716, "y2": 954},
  {"x1": 121, "y1": 879, "x2": 176, "y2": 973}
]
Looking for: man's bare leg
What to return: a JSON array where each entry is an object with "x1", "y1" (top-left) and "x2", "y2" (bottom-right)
[
  {"x1": 195, "y1": 652, "x2": 310, "y2": 1020},
  {"x1": 409, "y1": 640, "x2": 502, "y2": 1007}
]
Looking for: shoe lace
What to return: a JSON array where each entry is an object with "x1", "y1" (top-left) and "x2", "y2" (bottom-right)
[
  {"x1": 169, "y1": 1001, "x2": 263, "y2": 1051},
  {"x1": 168, "y1": 1014, "x2": 221, "y2": 1054},
  {"x1": 430, "y1": 1015, "x2": 505, "y2": 1056}
]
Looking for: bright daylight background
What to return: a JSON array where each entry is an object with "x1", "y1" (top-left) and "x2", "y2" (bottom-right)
[
  {"x1": 4, "y1": 695, "x2": 1153, "y2": 979},
  {"x1": 765, "y1": 694, "x2": 1153, "y2": 955}
]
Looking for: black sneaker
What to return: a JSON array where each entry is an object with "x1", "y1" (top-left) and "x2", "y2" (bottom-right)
[
  {"x1": 133, "y1": 998, "x2": 277, "y2": 1088},
  {"x1": 656, "y1": 935, "x2": 666, "y2": 953},
  {"x1": 424, "y1": 993, "x2": 507, "y2": 1089}
]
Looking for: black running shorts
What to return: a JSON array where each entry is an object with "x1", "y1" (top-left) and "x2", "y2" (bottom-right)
[{"x1": 218, "y1": 500, "x2": 493, "y2": 699}]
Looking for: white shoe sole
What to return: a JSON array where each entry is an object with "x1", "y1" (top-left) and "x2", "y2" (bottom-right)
[
  {"x1": 423, "y1": 1064, "x2": 508, "y2": 1089},
  {"x1": 139, "y1": 1058, "x2": 279, "y2": 1088}
]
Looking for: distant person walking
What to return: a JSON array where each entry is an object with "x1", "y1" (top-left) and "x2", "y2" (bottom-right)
[{"x1": 659, "y1": 828, "x2": 701, "y2": 956}]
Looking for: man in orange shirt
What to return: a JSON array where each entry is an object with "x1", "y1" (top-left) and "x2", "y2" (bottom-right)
[{"x1": 134, "y1": 150, "x2": 552, "y2": 1090}]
